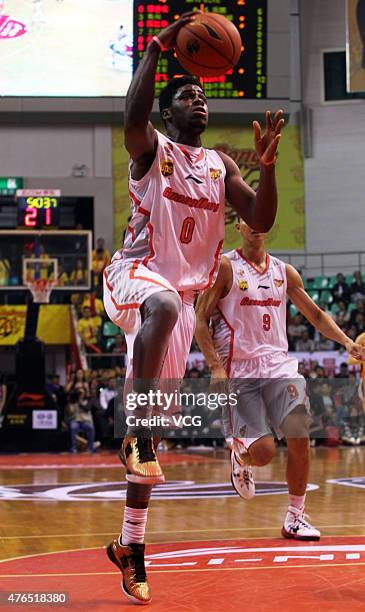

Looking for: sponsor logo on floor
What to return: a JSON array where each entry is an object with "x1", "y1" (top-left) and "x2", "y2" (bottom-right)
[{"x1": 0, "y1": 480, "x2": 318, "y2": 502}]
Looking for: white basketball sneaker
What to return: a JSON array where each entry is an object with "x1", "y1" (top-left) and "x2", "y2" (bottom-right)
[
  {"x1": 282, "y1": 505, "x2": 321, "y2": 541},
  {"x1": 230, "y1": 447, "x2": 255, "y2": 500}
]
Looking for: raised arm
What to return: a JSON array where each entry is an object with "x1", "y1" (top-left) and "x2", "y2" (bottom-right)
[
  {"x1": 124, "y1": 12, "x2": 197, "y2": 167},
  {"x1": 195, "y1": 257, "x2": 233, "y2": 378},
  {"x1": 286, "y1": 264, "x2": 365, "y2": 360},
  {"x1": 218, "y1": 110, "x2": 284, "y2": 232}
]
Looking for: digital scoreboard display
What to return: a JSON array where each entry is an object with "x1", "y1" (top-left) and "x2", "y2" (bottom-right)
[
  {"x1": 133, "y1": 0, "x2": 267, "y2": 100},
  {"x1": 16, "y1": 190, "x2": 60, "y2": 229}
]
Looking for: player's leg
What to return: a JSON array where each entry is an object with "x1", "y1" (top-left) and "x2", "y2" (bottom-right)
[
  {"x1": 265, "y1": 370, "x2": 320, "y2": 541},
  {"x1": 227, "y1": 368, "x2": 274, "y2": 499},
  {"x1": 120, "y1": 290, "x2": 181, "y2": 484},
  {"x1": 105, "y1": 281, "x2": 195, "y2": 605}
]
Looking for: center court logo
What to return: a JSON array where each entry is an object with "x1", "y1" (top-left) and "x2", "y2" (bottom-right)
[{"x1": 0, "y1": 481, "x2": 318, "y2": 502}]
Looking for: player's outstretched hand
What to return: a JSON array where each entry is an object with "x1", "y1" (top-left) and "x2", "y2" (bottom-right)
[
  {"x1": 253, "y1": 110, "x2": 285, "y2": 165},
  {"x1": 156, "y1": 11, "x2": 202, "y2": 51},
  {"x1": 345, "y1": 340, "x2": 365, "y2": 361}
]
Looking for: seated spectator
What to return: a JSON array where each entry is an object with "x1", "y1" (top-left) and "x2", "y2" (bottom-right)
[
  {"x1": 295, "y1": 329, "x2": 315, "y2": 352},
  {"x1": 350, "y1": 299, "x2": 365, "y2": 326},
  {"x1": 70, "y1": 258, "x2": 88, "y2": 287},
  {"x1": 77, "y1": 306, "x2": 102, "y2": 353},
  {"x1": 315, "y1": 333, "x2": 334, "y2": 351},
  {"x1": 99, "y1": 376, "x2": 117, "y2": 411},
  {"x1": 350, "y1": 271, "x2": 365, "y2": 301},
  {"x1": 92, "y1": 238, "x2": 110, "y2": 271},
  {"x1": 335, "y1": 363, "x2": 350, "y2": 378},
  {"x1": 55, "y1": 265, "x2": 69, "y2": 287},
  {"x1": 108, "y1": 333, "x2": 126, "y2": 354},
  {"x1": 0, "y1": 374, "x2": 7, "y2": 426},
  {"x1": 92, "y1": 238, "x2": 110, "y2": 288},
  {"x1": 65, "y1": 368, "x2": 90, "y2": 396},
  {"x1": 354, "y1": 312, "x2": 365, "y2": 335},
  {"x1": 82, "y1": 292, "x2": 105, "y2": 316},
  {"x1": 46, "y1": 373, "x2": 67, "y2": 418},
  {"x1": 333, "y1": 300, "x2": 350, "y2": 324},
  {"x1": 287, "y1": 314, "x2": 308, "y2": 350},
  {"x1": 67, "y1": 388, "x2": 96, "y2": 453},
  {"x1": 332, "y1": 273, "x2": 350, "y2": 303}
]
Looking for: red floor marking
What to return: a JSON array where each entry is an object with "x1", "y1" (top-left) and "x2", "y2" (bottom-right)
[
  {"x1": 0, "y1": 452, "x2": 219, "y2": 469},
  {"x1": 1, "y1": 538, "x2": 365, "y2": 611}
]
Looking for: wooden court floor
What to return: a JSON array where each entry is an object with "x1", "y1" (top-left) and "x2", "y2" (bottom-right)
[{"x1": 1, "y1": 447, "x2": 365, "y2": 610}]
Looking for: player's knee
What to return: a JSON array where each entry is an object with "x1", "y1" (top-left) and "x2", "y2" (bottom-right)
[
  {"x1": 282, "y1": 405, "x2": 310, "y2": 439},
  {"x1": 249, "y1": 437, "x2": 276, "y2": 466},
  {"x1": 143, "y1": 291, "x2": 181, "y2": 328}
]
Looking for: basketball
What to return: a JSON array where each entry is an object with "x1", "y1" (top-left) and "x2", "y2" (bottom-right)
[{"x1": 175, "y1": 12, "x2": 242, "y2": 77}]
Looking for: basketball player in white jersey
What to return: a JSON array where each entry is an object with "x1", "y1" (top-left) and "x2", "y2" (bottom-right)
[
  {"x1": 103, "y1": 11, "x2": 284, "y2": 604},
  {"x1": 195, "y1": 220, "x2": 365, "y2": 541}
]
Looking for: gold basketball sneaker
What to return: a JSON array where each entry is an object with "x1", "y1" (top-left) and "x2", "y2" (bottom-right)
[
  {"x1": 119, "y1": 436, "x2": 165, "y2": 484},
  {"x1": 106, "y1": 539, "x2": 152, "y2": 605}
]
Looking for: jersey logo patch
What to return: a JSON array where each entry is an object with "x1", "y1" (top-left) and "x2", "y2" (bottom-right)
[
  {"x1": 237, "y1": 279, "x2": 248, "y2": 291},
  {"x1": 274, "y1": 279, "x2": 284, "y2": 287},
  {"x1": 160, "y1": 160, "x2": 174, "y2": 176},
  {"x1": 210, "y1": 168, "x2": 222, "y2": 180}
]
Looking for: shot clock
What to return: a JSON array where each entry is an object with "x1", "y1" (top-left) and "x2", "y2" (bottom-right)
[{"x1": 16, "y1": 190, "x2": 61, "y2": 229}]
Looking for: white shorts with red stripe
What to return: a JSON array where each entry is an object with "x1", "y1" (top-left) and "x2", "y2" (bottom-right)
[{"x1": 103, "y1": 257, "x2": 195, "y2": 380}]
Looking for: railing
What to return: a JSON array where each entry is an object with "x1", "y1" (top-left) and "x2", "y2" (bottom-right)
[{"x1": 271, "y1": 251, "x2": 365, "y2": 278}]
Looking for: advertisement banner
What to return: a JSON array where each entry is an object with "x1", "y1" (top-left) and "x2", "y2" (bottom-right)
[
  {"x1": 347, "y1": 0, "x2": 365, "y2": 92},
  {"x1": 112, "y1": 124, "x2": 305, "y2": 252},
  {"x1": 0, "y1": 305, "x2": 71, "y2": 345}
]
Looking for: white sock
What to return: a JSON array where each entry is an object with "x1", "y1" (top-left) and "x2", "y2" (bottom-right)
[
  {"x1": 288, "y1": 493, "x2": 306, "y2": 513},
  {"x1": 120, "y1": 507, "x2": 148, "y2": 545}
]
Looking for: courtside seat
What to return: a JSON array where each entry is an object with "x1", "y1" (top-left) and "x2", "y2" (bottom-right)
[
  {"x1": 307, "y1": 290, "x2": 319, "y2": 304},
  {"x1": 102, "y1": 321, "x2": 119, "y2": 338},
  {"x1": 313, "y1": 276, "x2": 329, "y2": 289},
  {"x1": 319, "y1": 290, "x2": 333, "y2": 305}
]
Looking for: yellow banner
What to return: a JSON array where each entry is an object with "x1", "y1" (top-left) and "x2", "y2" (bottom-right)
[
  {"x1": 0, "y1": 306, "x2": 71, "y2": 345},
  {"x1": 112, "y1": 123, "x2": 305, "y2": 251},
  {"x1": 347, "y1": 0, "x2": 365, "y2": 92}
]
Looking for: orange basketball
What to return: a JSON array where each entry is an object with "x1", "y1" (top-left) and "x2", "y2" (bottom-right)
[{"x1": 175, "y1": 12, "x2": 242, "y2": 77}]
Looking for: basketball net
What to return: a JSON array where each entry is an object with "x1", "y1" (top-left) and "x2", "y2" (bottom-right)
[{"x1": 25, "y1": 278, "x2": 57, "y2": 304}]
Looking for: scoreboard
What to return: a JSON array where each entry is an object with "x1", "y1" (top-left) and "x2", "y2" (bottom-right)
[
  {"x1": 16, "y1": 190, "x2": 61, "y2": 229},
  {"x1": 133, "y1": 0, "x2": 267, "y2": 100}
]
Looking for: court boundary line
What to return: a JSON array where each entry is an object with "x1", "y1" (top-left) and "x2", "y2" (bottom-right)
[{"x1": 2, "y1": 561, "x2": 365, "y2": 579}]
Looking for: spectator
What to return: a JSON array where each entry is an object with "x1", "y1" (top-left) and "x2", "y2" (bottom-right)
[
  {"x1": 76, "y1": 306, "x2": 102, "y2": 353},
  {"x1": 0, "y1": 374, "x2": 7, "y2": 426},
  {"x1": 335, "y1": 363, "x2": 349, "y2": 379},
  {"x1": 350, "y1": 271, "x2": 365, "y2": 301},
  {"x1": 55, "y1": 265, "x2": 69, "y2": 287},
  {"x1": 354, "y1": 312, "x2": 365, "y2": 335},
  {"x1": 333, "y1": 300, "x2": 350, "y2": 324},
  {"x1": 287, "y1": 314, "x2": 308, "y2": 350},
  {"x1": 70, "y1": 258, "x2": 88, "y2": 287},
  {"x1": 350, "y1": 299, "x2": 365, "y2": 327},
  {"x1": 82, "y1": 292, "x2": 105, "y2": 316},
  {"x1": 92, "y1": 238, "x2": 110, "y2": 287},
  {"x1": 65, "y1": 369, "x2": 90, "y2": 396},
  {"x1": 99, "y1": 376, "x2": 117, "y2": 411},
  {"x1": 67, "y1": 389, "x2": 96, "y2": 453},
  {"x1": 108, "y1": 333, "x2": 126, "y2": 354},
  {"x1": 315, "y1": 333, "x2": 334, "y2": 351},
  {"x1": 295, "y1": 329, "x2": 315, "y2": 352},
  {"x1": 332, "y1": 273, "x2": 350, "y2": 303},
  {"x1": 46, "y1": 374, "x2": 67, "y2": 418}
]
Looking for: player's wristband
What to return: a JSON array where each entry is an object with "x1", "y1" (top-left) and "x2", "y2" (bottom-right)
[
  {"x1": 151, "y1": 36, "x2": 168, "y2": 52},
  {"x1": 260, "y1": 156, "x2": 277, "y2": 167}
]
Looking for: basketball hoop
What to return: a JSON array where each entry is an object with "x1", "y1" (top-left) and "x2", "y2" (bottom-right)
[{"x1": 25, "y1": 278, "x2": 57, "y2": 304}]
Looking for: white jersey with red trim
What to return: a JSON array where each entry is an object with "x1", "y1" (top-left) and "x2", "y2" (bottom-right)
[
  {"x1": 211, "y1": 249, "x2": 288, "y2": 369},
  {"x1": 113, "y1": 130, "x2": 225, "y2": 292}
]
